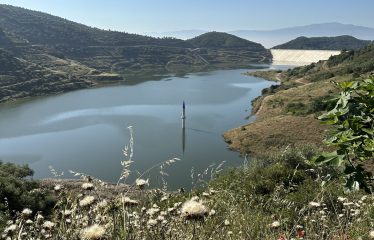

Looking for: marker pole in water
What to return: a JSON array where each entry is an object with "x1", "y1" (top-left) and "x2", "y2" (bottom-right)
[
  {"x1": 181, "y1": 101, "x2": 186, "y2": 153},
  {"x1": 181, "y1": 101, "x2": 186, "y2": 129}
]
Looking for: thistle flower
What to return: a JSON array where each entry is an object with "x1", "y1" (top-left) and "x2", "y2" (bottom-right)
[
  {"x1": 308, "y1": 202, "x2": 321, "y2": 208},
  {"x1": 21, "y1": 208, "x2": 32, "y2": 218},
  {"x1": 4, "y1": 224, "x2": 17, "y2": 234},
  {"x1": 271, "y1": 221, "x2": 281, "y2": 229},
  {"x1": 54, "y1": 184, "x2": 63, "y2": 191},
  {"x1": 42, "y1": 221, "x2": 55, "y2": 230},
  {"x1": 369, "y1": 230, "x2": 374, "y2": 239},
  {"x1": 80, "y1": 224, "x2": 106, "y2": 240},
  {"x1": 146, "y1": 207, "x2": 160, "y2": 216},
  {"x1": 180, "y1": 199, "x2": 208, "y2": 220},
  {"x1": 147, "y1": 219, "x2": 158, "y2": 227},
  {"x1": 36, "y1": 214, "x2": 44, "y2": 223},
  {"x1": 25, "y1": 219, "x2": 33, "y2": 225},
  {"x1": 123, "y1": 197, "x2": 139, "y2": 206},
  {"x1": 80, "y1": 196, "x2": 96, "y2": 207},
  {"x1": 135, "y1": 178, "x2": 149, "y2": 189},
  {"x1": 62, "y1": 210, "x2": 72, "y2": 216},
  {"x1": 82, "y1": 183, "x2": 95, "y2": 190}
]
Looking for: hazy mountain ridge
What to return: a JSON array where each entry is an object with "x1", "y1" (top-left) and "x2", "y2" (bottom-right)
[
  {"x1": 273, "y1": 35, "x2": 372, "y2": 50},
  {"x1": 148, "y1": 23, "x2": 374, "y2": 48},
  {"x1": 0, "y1": 4, "x2": 270, "y2": 103}
]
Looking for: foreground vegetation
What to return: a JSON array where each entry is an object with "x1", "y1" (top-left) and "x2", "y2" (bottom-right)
[{"x1": 2, "y1": 146, "x2": 374, "y2": 239}]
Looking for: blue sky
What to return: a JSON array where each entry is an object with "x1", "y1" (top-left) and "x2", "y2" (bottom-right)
[{"x1": 1, "y1": 0, "x2": 374, "y2": 34}]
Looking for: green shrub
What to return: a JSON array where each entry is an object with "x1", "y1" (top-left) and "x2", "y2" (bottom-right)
[{"x1": 0, "y1": 161, "x2": 55, "y2": 222}]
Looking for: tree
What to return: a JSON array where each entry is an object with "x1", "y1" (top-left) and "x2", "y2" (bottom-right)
[{"x1": 314, "y1": 77, "x2": 374, "y2": 192}]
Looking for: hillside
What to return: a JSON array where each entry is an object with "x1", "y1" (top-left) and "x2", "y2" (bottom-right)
[
  {"x1": 273, "y1": 35, "x2": 372, "y2": 50},
  {"x1": 230, "y1": 22, "x2": 374, "y2": 48},
  {"x1": 225, "y1": 43, "x2": 374, "y2": 155},
  {"x1": 0, "y1": 4, "x2": 270, "y2": 103}
]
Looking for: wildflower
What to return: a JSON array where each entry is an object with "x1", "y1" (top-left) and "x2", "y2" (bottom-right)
[
  {"x1": 180, "y1": 199, "x2": 208, "y2": 220},
  {"x1": 96, "y1": 199, "x2": 108, "y2": 209},
  {"x1": 369, "y1": 230, "x2": 374, "y2": 239},
  {"x1": 343, "y1": 202, "x2": 354, "y2": 207},
  {"x1": 209, "y1": 209, "x2": 216, "y2": 216},
  {"x1": 337, "y1": 196, "x2": 347, "y2": 202},
  {"x1": 62, "y1": 210, "x2": 72, "y2": 216},
  {"x1": 21, "y1": 208, "x2": 32, "y2": 218},
  {"x1": 157, "y1": 215, "x2": 165, "y2": 222},
  {"x1": 147, "y1": 219, "x2": 158, "y2": 227},
  {"x1": 160, "y1": 196, "x2": 168, "y2": 202},
  {"x1": 36, "y1": 214, "x2": 44, "y2": 223},
  {"x1": 271, "y1": 221, "x2": 281, "y2": 229},
  {"x1": 135, "y1": 178, "x2": 149, "y2": 189},
  {"x1": 202, "y1": 192, "x2": 210, "y2": 197},
  {"x1": 227, "y1": 231, "x2": 233, "y2": 236},
  {"x1": 224, "y1": 219, "x2": 230, "y2": 226},
  {"x1": 25, "y1": 219, "x2": 33, "y2": 225},
  {"x1": 42, "y1": 221, "x2": 55, "y2": 230},
  {"x1": 146, "y1": 208, "x2": 160, "y2": 216},
  {"x1": 4, "y1": 224, "x2": 17, "y2": 234},
  {"x1": 80, "y1": 224, "x2": 105, "y2": 240},
  {"x1": 80, "y1": 196, "x2": 96, "y2": 207},
  {"x1": 167, "y1": 207, "x2": 175, "y2": 213},
  {"x1": 54, "y1": 184, "x2": 63, "y2": 191},
  {"x1": 82, "y1": 183, "x2": 94, "y2": 190},
  {"x1": 308, "y1": 202, "x2": 321, "y2": 208},
  {"x1": 123, "y1": 197, "x2": 139, "y2": 206}
]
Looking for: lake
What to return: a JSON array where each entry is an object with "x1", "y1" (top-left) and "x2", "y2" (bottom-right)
[{"x1": 0, "y1": 67, "x2": 287, "y2": 190}]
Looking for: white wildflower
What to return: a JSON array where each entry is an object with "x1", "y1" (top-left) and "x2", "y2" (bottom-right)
[
  {"x1": 82, "y1": 183, "x2": 94, "y2": 190},
  {"x1": 308, "y1": 201, "x2": 321, "y2": 208},
  {"x1": 4, "y1": 224, "x2": 17, "y2": 233},
  {"x1": 25, "y1": 219, "x2": 33, "y2": 225},
  {"x1": 180, "y1": 199, "x2": 208, "y2": 220},
  {"x1": 123, "y1": 197, "x2": 139, "y2": 206},
  {"x1": 80, "y1": 224, "x2": 105, "y2": 240},
  {"x1": 370, "y1": 230, "x2": 374, "y2": 239},
  {"x1": 54, "y1": 184, "x2": 63, "y2": 191},
  {"x1": 271, "y1": 221, "x2": 281, "y2": 229},
  {"x1": 21, "y1": 208, "x2": 32, "y2": 218},
  {"x1": 79, "y1": 196, "x2": 95, "y2": 207},
  {"x1": 42, "y1": 221, "x2": 55, "y2": 230},
  {"x1": 36, "y1": 214, "x2": 44, "y2": 223},
  {"x1": 146, "y1": 208, "x2": 160, "y2": 216},
  {"x1": 135, "y1": 179, "x2": 149, "y2": 189},
  {"x1": 337, "y1": 196, "x2": 347, "y2": 202},
  {"x1": 147, "y1": 219, "x2": 158, "y2": 227},
  {"x1": 209, "y1": 209, "x2": 216, "y2": 216},
  {"x1": 224, "y1": 219, "x2": 230, "y2": 226}
]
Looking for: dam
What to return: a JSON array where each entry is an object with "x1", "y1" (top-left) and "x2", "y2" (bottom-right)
[{"x1": 271, "y1": 49, "x2": 341, "y2": 66}]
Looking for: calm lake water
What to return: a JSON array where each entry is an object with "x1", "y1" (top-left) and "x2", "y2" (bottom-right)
[{"x1": 0, "y1": 67, "x2": 287, "y2": 189}]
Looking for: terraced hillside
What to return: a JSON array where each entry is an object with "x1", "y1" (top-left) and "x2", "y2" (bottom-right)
[{"x1": 0, "y1": 4, "x2": 271, "y2": 103}]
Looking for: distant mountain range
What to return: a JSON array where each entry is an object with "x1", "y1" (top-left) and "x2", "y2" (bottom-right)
[{"x1": 147, "y1": 23, "x2": 374, "y2": 48}]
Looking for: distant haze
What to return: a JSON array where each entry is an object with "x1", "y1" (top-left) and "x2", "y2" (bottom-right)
[
  {"x1": 147, "y1": 23, "x2": 374, "y2": 48},
  {"x1": 0, "y1": 0, "x2": 373, "y2": 36}
]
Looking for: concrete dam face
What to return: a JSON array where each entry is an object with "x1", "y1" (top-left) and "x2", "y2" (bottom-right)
[{"x1": 271, "y1": 49, "x2": 341, "y2": 66}]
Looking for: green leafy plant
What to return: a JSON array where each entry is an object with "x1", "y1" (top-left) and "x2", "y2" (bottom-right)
[{"x1": 314, "y1": 77, "x2": 374, "y2": 192}]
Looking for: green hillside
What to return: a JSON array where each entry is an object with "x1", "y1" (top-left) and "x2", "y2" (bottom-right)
[
  {"x1": 273, "y1": 35, "x2": 372, "y2": 50},
  {"x1": 0, "y1": 4, "x2": 270, "y2": 103},
  {"x1": 187, "y1": 31, "x2": 265, "y2": 50}
]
